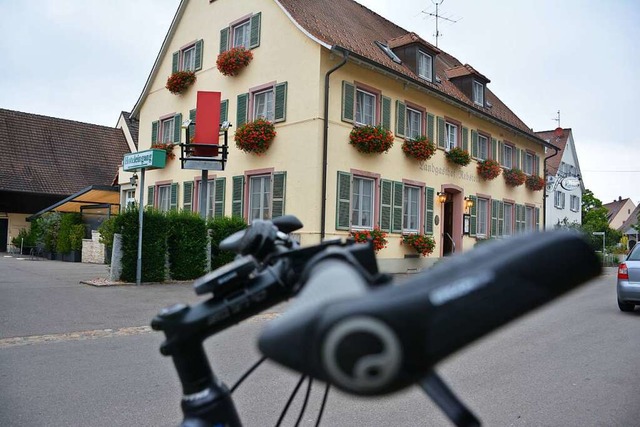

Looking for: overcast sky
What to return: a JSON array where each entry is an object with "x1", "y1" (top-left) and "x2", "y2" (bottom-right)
[{"x1": 1, "y1": 0, "x2": 638, "y2": 205}]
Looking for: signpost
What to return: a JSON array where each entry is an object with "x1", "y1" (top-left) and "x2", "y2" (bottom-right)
[
  {"x1": 592, "y1": 231, "x2": 605, "y2": 257},
  {"x1": 122, "y1": 149, "x2": 167, "y2": 286}
]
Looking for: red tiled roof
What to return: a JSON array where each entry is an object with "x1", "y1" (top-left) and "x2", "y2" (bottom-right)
[
  {"x1": 535, "y1": 128, "x2": 570, "y2": 176},
  {"x1": 0, "y1": 109, "x2": 130, "y2": 196},
  {"x1": 602, "y1": 198, "x2": 632, "y2": 222},
  {"x1": 619, "y1": 204, "x2": 640, "y2": 233},
  {"x1": 277, "y1": 0, "x2": 537, "y2": 139},
  {"x1": 387, "y1": 32, "x2": 441, "y2": 53},
  {"x1": 445, "y1": 64, "x2": 490, "y2": 82}
]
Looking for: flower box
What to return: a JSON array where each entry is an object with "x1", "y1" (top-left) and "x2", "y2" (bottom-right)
[
  {"x1": 349, "y1": 125, "x2": 394, "y2": 154},
  {"x1": 350, "y1": 228, "x2": 388, "y2": 252},
  {"x1": 525, "y1": 174, "x2": 545, "y2": 191},
  {"x1": 151, "y1": 142, "x2": 176, "y2": 160},
  {"x1": 165, "y1": 71, "x2": 196, "y2": 95},
  {"x1": 445, "y1": 147, "x2": 471, "y2": 166},
  {"x1": 234, "y1": 118, "x2": 276, "y2": 155},
  {"x1": 402, "y1": 233, "x2": 436, "y2": 257},
  {"x1": 503, "y1": 168, "x2": 526, "y2": 187},
  {"x1": 216, "y1": 47, "x2": 253, "y2": 76},
  {"x1": 402, "y1": 136, "x2": 436, "y2": 161},
  {"x1": 477, "y1": 159, "x2": 502, "y2": 181}
]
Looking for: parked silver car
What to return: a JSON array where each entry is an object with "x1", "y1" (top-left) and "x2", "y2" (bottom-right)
[{"x1": 617, "y1": 243, "x2": 640, "y2": 312}]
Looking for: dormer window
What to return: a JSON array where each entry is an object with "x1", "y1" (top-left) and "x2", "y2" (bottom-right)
[
  {"x1": 418, "y1": 51, "x2": 433, "y2": 82},
  {"x1": 473, "y1": 80, "x2": 484, "y2": 106}
]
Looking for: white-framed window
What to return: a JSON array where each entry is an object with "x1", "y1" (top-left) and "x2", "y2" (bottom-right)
[
  {"x1": 554, "y1": 191, "x2": 565, "y2": 209},
  {"x1": 253, "y1": 88, "x2": 275, "y2": 121},
  {"x1": 233, "y1": 20, "x2": 251, "y2": 48},
  {"x1": 570, "y1": 195, "x2": 580, "y2": 212},
  {"x1": 158, "y1": 185, "x2": 171, "y2": 212},
  {"x1": 477, "y1": 134, "x2": 489, "y2": 160},
  {"x1": 403, "y1": 185, "x2": 421, "y2": 232},
  {"x1": 355, "y1": 88, "x2": 376, "y2": 126},
  {"x1": 445, "y1": 122, "x2": 458, "y2": 151},
  {"x1": 525, "y1": 206, "x2": 535, "y2": 232},
  {"x1": 206, "y1": 179, "x2": 217, "y2": 218},
  {"x1": 406, "y1": 108, "x2": 422, "y2": 140},
  {"x1": 524, "y1": 152, "x2": 534, "y2": 175},
  {"x1": 476, "y1": 198, "x2": 489, "y2": 237},
  {"x1": 161, "y1": 117, "x2": 175, "y2": 144},
  {"x1": 503, "y1": 202, "x2": 513, "y2": 236},
  {"x1": 181, "y1": 45, "x2": 196, "y2": 71},
  {"x1": 503, "y1": 144, "x2": 513, "y2": 169},
  {"x1": 352, "y1": 176, "x2": 374, "y2": 229},
  {"x1": 249, "y1": 175, "x2": 271, "y2": 221},
  {"x1": 473, "y1": 81, "x2": 484, "y2": 106},
  {"x1": 418, "y1": 51, "x2": 433, "y2": 82}
]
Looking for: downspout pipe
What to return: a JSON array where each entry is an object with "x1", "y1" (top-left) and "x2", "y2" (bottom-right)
[
  {"x1": 543, "y1": 144, "x2": 560, "y2": 230},
  {"x1": 320, "y1": 48, "x2": 349, "y2": 241}
]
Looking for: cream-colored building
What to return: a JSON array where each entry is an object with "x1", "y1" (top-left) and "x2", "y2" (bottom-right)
[{"x1": 123, "y1": 0, "x2": 552, "y2": 272}]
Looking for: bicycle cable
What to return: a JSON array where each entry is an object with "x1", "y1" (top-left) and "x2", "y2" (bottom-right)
[
  {"x1": 314, "y1": 383, "x2": 331, "y2": 427},
  {"x1": 275, "y1": 375, "x2": 307, "y2": 427},
  {"x1": 230, "y1": 356, "x2": 268, "y2": 394},
  {"x1": 293, "y1": 377, "x2": 313, "y2": 427}
]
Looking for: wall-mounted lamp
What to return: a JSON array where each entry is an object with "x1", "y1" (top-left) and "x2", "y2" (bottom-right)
[
  {"x1": 129, "y1": 173, "x2": 138, "y2": 187},
  {"x1": 181, "y1": 119, "x2": 193, "y2": 129},
  {"x1": 220, "y1": 120, "x2": 231, "y2": 131},
  {"x1": 464, "y1": 196, "x2": 474, "y2": 210},
  {"x1": 437, "y1": 192, "x2": 448, "y2": 203}
]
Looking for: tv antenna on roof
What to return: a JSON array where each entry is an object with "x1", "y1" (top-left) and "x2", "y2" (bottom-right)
[
  {"x1": 421, "y1": 0, "x2": 460, "y2": 47},
  {"x1": 553, "y1": 110, "x2": 561, "y2": 127}
]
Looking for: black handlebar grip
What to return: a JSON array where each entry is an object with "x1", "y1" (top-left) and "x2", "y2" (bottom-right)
[{"x1": 259, "y1": 231, "x2": 601, "y2": 396}]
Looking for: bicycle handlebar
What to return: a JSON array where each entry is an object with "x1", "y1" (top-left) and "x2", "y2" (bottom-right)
[{"x1": 259, "y1": 231, "x2": 600, "y2": 396}]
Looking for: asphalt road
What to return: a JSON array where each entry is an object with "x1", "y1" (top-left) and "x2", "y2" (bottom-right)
[{"x1": 1, "y1": 255, "x2": 639, "y2": 426}]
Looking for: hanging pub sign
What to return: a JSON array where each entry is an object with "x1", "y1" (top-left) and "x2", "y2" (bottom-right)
[
  {"x1": 123, "y1": 149, "x2": 167, "y2": 171},
  {"x1": 560, "y1": 177, "x2": 580, "y2": 191}
]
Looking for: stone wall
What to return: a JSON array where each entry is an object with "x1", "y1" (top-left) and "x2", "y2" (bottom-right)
[{"x1": 82, "y1": 230, "x2": 106, "y2": 264}]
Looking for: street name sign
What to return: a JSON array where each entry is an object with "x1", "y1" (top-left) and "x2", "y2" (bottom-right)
[{"x1": 123, "y1": 149, "x2": 166, "y2": 171}]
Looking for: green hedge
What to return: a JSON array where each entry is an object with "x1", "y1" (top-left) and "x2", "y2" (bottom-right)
[
  {"x1": 208, "y1": 216, "x2": 248, "y2": 269},
  {"x1": 117, "y1": 207, "x2": 168, "y2": 283},
  {"x1": 56, "y1": 213, "x2": 82, "y2": 253},
  {"x1": 167, "y1": 211, "x2": 207, "y2": 280}
]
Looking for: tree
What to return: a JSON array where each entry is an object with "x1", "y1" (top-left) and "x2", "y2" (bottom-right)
[
  {"x1": 579, "y1": 189, "x2": 621, "y2": 250},
  {"x1": 581, "y1": 189, "x2": 603, "y2": 222}
]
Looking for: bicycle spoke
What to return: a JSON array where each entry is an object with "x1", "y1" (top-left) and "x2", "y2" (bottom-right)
[
  {"x1": 230, "y1": 356, "x2": 267, "y2": 394},
  {"x1": 275, "y1": 375, "x2": 307, "y2": 427},
  {"x1": 294, "y1": 377, "x2": 313, "y2": 427}
]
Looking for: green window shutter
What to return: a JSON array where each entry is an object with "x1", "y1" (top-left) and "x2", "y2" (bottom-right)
[
  {"x1": 274, "y1": 82, "x2": 288, "y2": 123},
  {"x1": 237, "y1": 93, "x2": 249, "y2": 127},
  {"x1": 535, "y1": 207, "x2": 540, "y2": 231},
  {"x1": 381, "y1": 96, "x2": 391, "y2": 131},
  {"x1": 214, "y1": 177, "x2": 225, "y2": 218},
  {"x1": 173, "y1": 113, "x2": 182, "y2": 143},
  {"x1": 425, "y1": 187, "x2": 435, "y2": 235},
  {"x1": 220, "y1": 100, "x2": 228, "y2": 124},
  {"x1": 469, "y1": 195, "x2": 477, "y2": 237},
  {"x1": 195, "y1": 39, "x2": 203, "y2": 71},
  {"x1": 498, "y1": 141, "x2": 504, "y2": 165},
  {"x1": 151, "y1": 121, "x2": 159, "y2": 144},
  {"x1": 249, "y1": 12, "x2": 261, "y2": 49},
  {"x1": 427, "y1": 113, "x2": 435, "y2": 145},
  {"x1": 492, "y1": 138, "x2": 498, "y2": 160},
  {"x1": 515, "y1": 148, "x2": 521, "y2": 169},
  {"x1": 271, "y1": 172, "x2": 286, "y2": 218},
  {"x1": 183, "y1": 181, "x2": 194, "y2": 212},
  {"x1": 462, "y1": 127, "x2": 469, "y2": 152},
  {"x1": 172, "y1": 51, "x2": 179, "y2": 73},
  {"x1": 471, "y1": 130, "x2": 478, "y2": 158},
  {"x1": 189, "y1": 109, "x2": 196, "y2": 139},
  {"x1": 491, "y1": 200, "x2": 499, "y2": 237},
  {"x1": 395, "y1": 101, "x2": 406, "y2": 137},
  {"x1": 341, "y1": 81, "x2": 355, "y2": 123},
  {"x1": 232, "y1": 175, "x2": 245, "y2": 218},
  {"x1": 379, "y1": 180, "x2": 392, "y2": 232},
  {"x1": 392, "y1": 181, "x2": 403, "y2": 233},
  {"x1": 147, "y1": 186, "x2": 155, "y2": 207},
  {"x1": 336, "y1": 171, "x2": 351, "y2": 230},
  {"x1": 437, "y1": 116, "x2": 445, "y2": 148},
  {"x1": 497, "y1": 201, "x2": 504, "y2": 237},
  {"x1": 170, "y1": 183, "x2": 179, "y2": 211},
  {"x1": 220, "y1": 27, "x2": 229, "y2": 53}
]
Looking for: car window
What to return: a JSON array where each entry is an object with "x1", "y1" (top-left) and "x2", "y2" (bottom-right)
[{"x1": 628, "y1": 244, "x2": 640, "y2": 261}]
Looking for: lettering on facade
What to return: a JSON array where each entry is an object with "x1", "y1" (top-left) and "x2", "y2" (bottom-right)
[{"x1": 419, "y1": 162, "x2": 479, "y2": 183}]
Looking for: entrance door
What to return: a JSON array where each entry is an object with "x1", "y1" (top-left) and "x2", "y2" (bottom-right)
[
  {"x1": 0, "y1": 219, "x2": 8, "y2": 253},
  {"x1": 443, "y1": 200, "x2": 454, "y2": 256}
]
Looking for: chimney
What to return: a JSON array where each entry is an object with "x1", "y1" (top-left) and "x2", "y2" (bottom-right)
[{"x1": 619, "y1": 196, "x2": 622, "y2": 202}]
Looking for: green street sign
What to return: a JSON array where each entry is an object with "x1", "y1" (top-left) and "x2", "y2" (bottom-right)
[{"x1": 123, "y1": 149, "x2": 166, "y2": 171}]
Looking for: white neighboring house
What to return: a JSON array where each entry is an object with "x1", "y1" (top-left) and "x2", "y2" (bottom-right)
[{"x1": 535, "y1": 128, "x2": 584, "y2": 229}]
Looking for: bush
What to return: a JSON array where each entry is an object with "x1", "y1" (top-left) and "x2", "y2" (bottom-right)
[
  {"x1": 165, "y1": 70, "x2": 196, "y2": 95},
  {"x1": 56, "y1": 213, "x2": 82, "y2": 254},
  {"x1": 216, "y1": 47, "x2": 253, "y2": 76},
  {"x1": 11, "y1": 228, "x2": 36, "y2": 248},
  {"x1": 503, "y1": 168, "x2": 526, "y2": 187},
  {"x1": 234, "y1": 118, "x2": 277, "y2": 155},
  {"x1": 445, "y1": 147, "x2": 471, "y2": 166},
  {"x1": 167, "y1": 211, "x2": 207, "y2": 280},
  {"x1": 98, "y1": 217, "x2": 117, "y2": 249},
  {"x1": 208, "y1": 216, "x2": 248, "y2": 269},
  {"x1": 350, "y1": 228, "x2": 388, "y2": 252},
  {"x1": 349, "y1": 125, "x2": 394, "y2": 154},
  {"x1": 70, "y1": 224, "x2": 86, "y2": 252},
  {"x1": 38, "y1": 212, "x2": 62, "y2": 252},
  {"x1": 525, "y1": 175, "x2": 545, "y2": 191},
  {"x1": 117, "y1": 207, "x2": 168, "y2": 283},
  {"x1": 477, "y1": 159, "x2": 502, "y2": 180},
  {"x1": 402, "y1": 136, "x2": 436, "y2": 161},
  {"x1": 402, "y1": 233, "x2": 436, "y2": 256}
]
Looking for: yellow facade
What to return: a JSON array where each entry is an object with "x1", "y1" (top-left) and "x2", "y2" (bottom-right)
[{"x1": 125, "y1": 0, "x2": 546, "y2": 272}]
